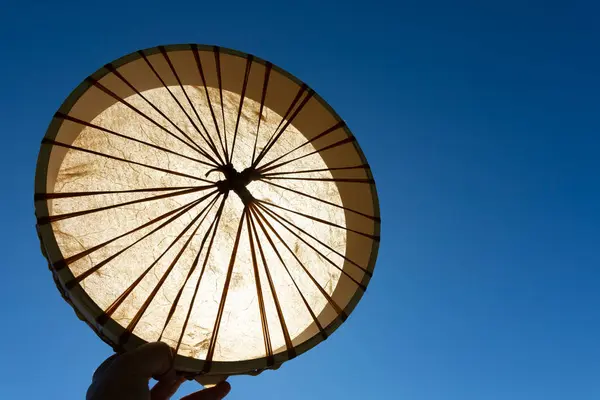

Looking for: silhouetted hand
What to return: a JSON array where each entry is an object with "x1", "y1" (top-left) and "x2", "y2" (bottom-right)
[{"x1": 87, "y1": 342, "x2": 231, "y2": 400}]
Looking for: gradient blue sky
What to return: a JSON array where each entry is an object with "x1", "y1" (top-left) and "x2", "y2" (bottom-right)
[{"x1": 1, "y1": 1, "x2": 599, "y2": 399}]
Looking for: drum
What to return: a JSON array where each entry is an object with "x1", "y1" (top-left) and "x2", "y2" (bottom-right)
[{"x1": 34, "y1": 44, "x2": 380, "y2": 382}]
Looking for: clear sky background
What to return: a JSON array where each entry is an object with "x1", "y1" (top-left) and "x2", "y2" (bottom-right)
[{"x1": 1, "y1": 1, "x2": 599, "y2": 399}]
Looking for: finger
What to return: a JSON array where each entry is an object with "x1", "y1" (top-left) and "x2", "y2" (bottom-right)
[
  {"x1": 119, "y1": 342, "x2": 174, "y2": 379},
  {"x1": 180, "y1": 381, "x2": 231, "y2": 400},
  {"x1": 91, "y1": 354, "x2": 119, "y2": 382},
  {"x1": 150, "y1": 376, "x2": 186, "y2": 400}
]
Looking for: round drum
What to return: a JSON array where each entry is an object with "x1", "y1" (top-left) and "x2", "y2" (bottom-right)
[{"x1": 34, "y1": 44, "x2": 380, "y2": 380}]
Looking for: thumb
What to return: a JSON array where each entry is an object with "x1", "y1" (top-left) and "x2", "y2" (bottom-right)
[
  {"x1": 119, "y1": 342, "x2": 175, "y2": 380},
  {"x1": 87, "y1": 342, "x2": 178, "y2": 400}
]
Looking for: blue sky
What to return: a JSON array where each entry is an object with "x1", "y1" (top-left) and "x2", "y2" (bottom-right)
[{"x1": 1, "y1": 1, "x2": 599, "y2": 399}]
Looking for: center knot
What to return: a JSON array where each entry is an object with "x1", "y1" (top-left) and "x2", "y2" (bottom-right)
[{"x1": 211, "y1": 164, "x2": 261, "y2": 205}]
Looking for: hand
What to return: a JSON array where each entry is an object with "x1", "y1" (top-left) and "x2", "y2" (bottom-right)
[{"x1": 87, "y1": 342, "x2": 231, "y2": 400}]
